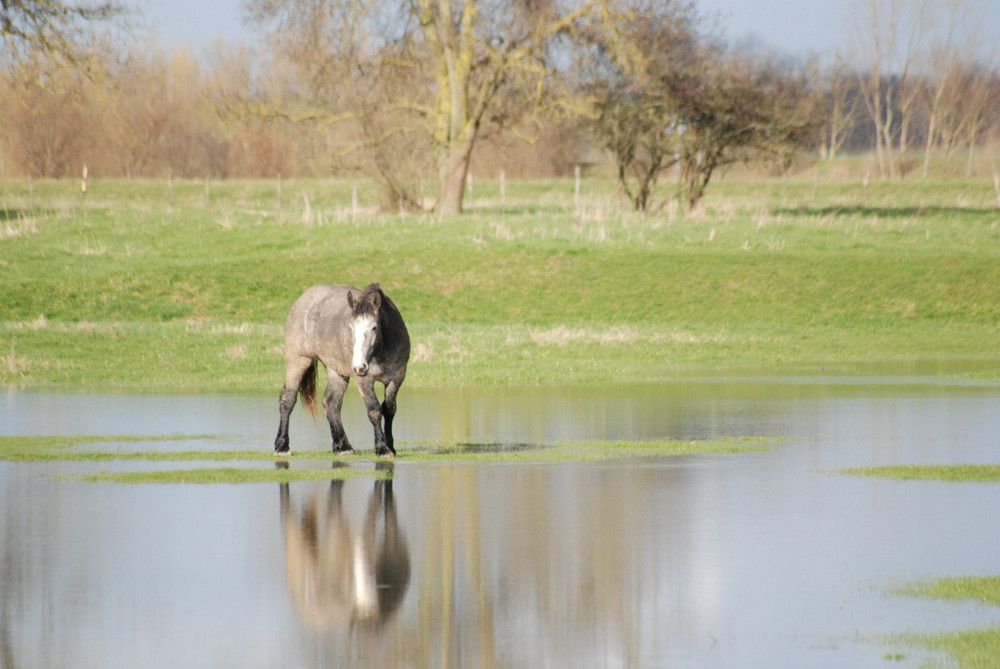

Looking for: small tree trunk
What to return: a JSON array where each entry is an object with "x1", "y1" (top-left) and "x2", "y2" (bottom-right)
[
  {"x1": 923, "y1": 113, "x2": 937, "y2": 178},
  {"x1": 436, "y1": 147, "x2": 471, "y2": 215},
  {"x1": 965, "y1": 122, "x2": 982, "y2": 177}
]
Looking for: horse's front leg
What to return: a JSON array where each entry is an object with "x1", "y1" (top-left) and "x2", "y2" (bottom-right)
[
  {"x1": 356, "y1": 375, "x2": 391, "y2": 458},
  {"x1": 324, "y1": 372, "x2": 354, "y2": 454}
]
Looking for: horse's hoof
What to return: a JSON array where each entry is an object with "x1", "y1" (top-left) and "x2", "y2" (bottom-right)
[
  {"x1": 274, "y1": 447, "x2": 291, "y2": 456},
  {"x1": 333, "y1": 445, "x2": 355, "y2": 455}
]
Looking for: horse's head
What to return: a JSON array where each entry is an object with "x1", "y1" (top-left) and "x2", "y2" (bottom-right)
[{"x1": 347, "y1": 284, "x2": 382, "y2": 377}]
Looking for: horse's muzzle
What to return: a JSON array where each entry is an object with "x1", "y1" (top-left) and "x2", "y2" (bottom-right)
[{"x1": 353, "y1": 363, "x2": 369, "y2": 377}]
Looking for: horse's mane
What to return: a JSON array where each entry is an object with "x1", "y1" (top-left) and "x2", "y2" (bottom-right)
[{"x1": 351, "y1": 283, "x2": 383, "y2": 316}]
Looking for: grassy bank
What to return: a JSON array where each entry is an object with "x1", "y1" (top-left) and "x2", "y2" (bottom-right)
[{"x1": 2, "y1": 176, "x2": 999, "y2": 392}]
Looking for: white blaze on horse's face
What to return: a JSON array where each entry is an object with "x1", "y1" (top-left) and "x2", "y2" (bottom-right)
[{"x1": 351, "y1": 313, "x2": 378, "y2": 376}]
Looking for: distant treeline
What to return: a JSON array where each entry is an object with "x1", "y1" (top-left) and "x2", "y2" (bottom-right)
[
  {"x1": 0, "y1": 0, "x2": 997, "y2": 186},
  {"x1": 0, "y1": 43, "x2": 582, "y2": 181}
]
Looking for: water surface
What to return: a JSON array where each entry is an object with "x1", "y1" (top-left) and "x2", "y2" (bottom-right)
[{"x1": 2, "y1": 377, "x2": 1000, "y2": 667}]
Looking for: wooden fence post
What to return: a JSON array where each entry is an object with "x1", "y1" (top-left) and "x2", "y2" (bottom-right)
[{"x1": 574, "y1": 164, "x2": 581, "y2": 215}]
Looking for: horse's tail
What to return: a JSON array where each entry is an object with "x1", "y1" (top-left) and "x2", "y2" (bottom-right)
[{"x1": 300, "y1": 360, "x2": 318, "y2": 422}]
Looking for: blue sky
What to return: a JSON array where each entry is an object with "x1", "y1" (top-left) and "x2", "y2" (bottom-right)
[{"x1": 146, "y1": 0, "x2": 999, "y2": 59}]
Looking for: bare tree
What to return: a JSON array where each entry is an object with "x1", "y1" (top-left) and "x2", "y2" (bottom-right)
[
  {"x1": 956, "y1": 64, "x2": 998, "y2": 176},
  {"x1": 847, "y1": 0, "x2": 933, "y2": 178},
  {"x1": 584, "y1": 9, "x2": 821, "y2": 212},
  {"x1": 816, "y1": 54, "x2": 863, "y2": 160},
  {"x1": 0, "y1": 0, "x2": 127, "y2": 64},
  {"x1": 0, "y1": 1, "x2": 134, "y2": 178},
  {"x1": 0, "y1": 59, "x2": 90, "y2": 176},
  {"x1": 675, "y1": 48, "x2": 821, "y2": 209},
  {"x1": 245, "y1": 0, "x2": 615, "y2": 214},
  {"x1": 919, "y1": 0, "x2": 998, "y2": 175},
  {"x1": 582, "y1": 1, "x2": 699, "y2": 212},
  {"x1": 0, "y1": 38, "x2": 248, "y2": 179}
]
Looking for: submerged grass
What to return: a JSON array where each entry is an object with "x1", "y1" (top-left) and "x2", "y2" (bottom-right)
[
  {"x1": 0, "y1": 434, "x2": 237, "y2": 461},
  {"x1": 71, "y1": 466, "x2": 391, "y2": 485},
  {"x1": 840, "y1": 465, "x2": 1000, "y2": 482},
  {"x1": 890, "y1": 577, "x2": 1000, "y2": 669},
  {"x1": 894, "y1": 576, "x2": 1000, "y2": 606},
  {"x1": 400, "y1": 437, "x2": 771, "y2": 462},
  {"x1": 906, "y1": 630, "x2": 1000, "y2": 669},
  {"x1": 3, "y1": 177, "x2": 1000, "y2": 391},
  {"x1": 4, "y1": 434, "x2": 771, "y2": 482},
  {"x1": 845, "y1": 467, "x2": 1000, "y2": 666}
]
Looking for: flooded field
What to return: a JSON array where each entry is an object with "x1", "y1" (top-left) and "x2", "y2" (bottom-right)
[{"x1": 3, "y1": 375, "x2": 1000, "y2": 667}]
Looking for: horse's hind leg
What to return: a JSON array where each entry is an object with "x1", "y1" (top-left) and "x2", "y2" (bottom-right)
[
  {"x1": 274, "y1": 356, "x2": 314, "y2": 454},
  {"x1": 324, "y1": 371, "x2": 354, "y2": 454},
  {"x1": 274, "y1": 384, "x2": 297, "y2": 454}
]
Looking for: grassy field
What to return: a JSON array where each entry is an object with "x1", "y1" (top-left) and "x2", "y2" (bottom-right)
[{"x1": 2, "y1": 175, "x2": 999, "y2": 392}]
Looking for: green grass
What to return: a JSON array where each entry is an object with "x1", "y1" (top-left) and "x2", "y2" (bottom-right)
[
  {"x1": 889, "y1": 630, "x2": 1000, "y2": 669},
  {"x1": 894, "y1": 577, "x2": 1000, "y2": 606},
  {"x1": 890, "y1": 577, "x2": 1000, "y2": 669},
  {"x1": 840, "y1": 465, "x2": 1000, "y2": 482},
  {"x1": 908, "y1": 630, "x2": 1000, "y2": 669},
  {"x1": 3, "y1": 176, "x2": 1000, "y2": 391}
]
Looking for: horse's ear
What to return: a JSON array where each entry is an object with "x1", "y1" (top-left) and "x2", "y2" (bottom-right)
[
  {"x1": 347, "y1": 291, "x2": 356, "y2": 310},
  {"x1": 370, "y1": 289, "x2": 381, "y2": 311}
]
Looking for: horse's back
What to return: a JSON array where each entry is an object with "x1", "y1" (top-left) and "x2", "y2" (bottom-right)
[
  {"x1": 284, "y1": 284, "x2": 356, "y2": 363},
  {"x1": 286, "y1": 284, "x2": 351, "y2": 330}
]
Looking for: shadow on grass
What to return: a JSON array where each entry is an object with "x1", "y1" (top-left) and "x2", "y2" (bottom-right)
[
  {"x1": 775, "y1": 205, "x2": 996, "y2": 219},
  {"x1": 0, "y1": 208, "x2": 58, "y2": 221},
  {"x1": 1, "y1": 209, "x2": 27, "y2": 221}
]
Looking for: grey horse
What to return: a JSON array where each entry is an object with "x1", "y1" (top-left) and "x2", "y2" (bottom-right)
[{"x1": 274, "y1": 283, "x2": 409, "y2": 457}]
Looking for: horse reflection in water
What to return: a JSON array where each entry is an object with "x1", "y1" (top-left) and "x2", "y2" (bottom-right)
[{"x1": 279, "y1": 465, "x2": 410, "y2": 633}]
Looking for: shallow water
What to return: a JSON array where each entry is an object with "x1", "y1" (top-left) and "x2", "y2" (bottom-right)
[{"x1": 3, "y1": 377, "x2": 1000, "y2": 668}]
